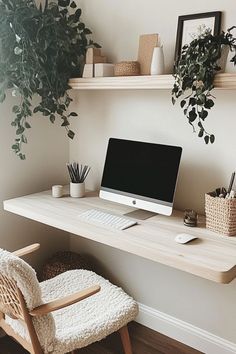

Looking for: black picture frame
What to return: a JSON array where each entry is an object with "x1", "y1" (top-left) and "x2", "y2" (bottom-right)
[{"x1": 174, "y1": 11, "x2": 222, "y2": 63}]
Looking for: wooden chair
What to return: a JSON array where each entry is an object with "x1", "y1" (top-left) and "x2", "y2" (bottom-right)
[{"x1": 0, "y1": 244, "x2": 138, "y2": 354}]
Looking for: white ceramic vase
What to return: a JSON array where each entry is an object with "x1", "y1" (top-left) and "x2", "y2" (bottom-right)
[
  {"x1": 70, "y1": 182, "x2": 85, "y2": 198},
  {"x1": 150, "y1": 46, "x2": 165, "y2": 75}
]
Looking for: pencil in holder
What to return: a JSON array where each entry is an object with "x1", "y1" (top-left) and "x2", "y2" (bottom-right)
[{"x1": 205, "y1": 193, "x2": 236, "y2": 236}]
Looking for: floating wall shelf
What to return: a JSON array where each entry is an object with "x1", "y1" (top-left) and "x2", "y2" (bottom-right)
[{"x1": 69, "y1": 73, "x2": 236, "y2": 90}]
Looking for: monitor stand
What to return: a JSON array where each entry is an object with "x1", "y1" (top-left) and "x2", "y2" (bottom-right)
[{"x1": 124, "y1": 209, "x2": 157, "y2": 220}]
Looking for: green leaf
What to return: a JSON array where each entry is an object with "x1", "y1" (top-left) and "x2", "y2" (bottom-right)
[
  {"x1": 25, "y1": 122, "x2": 31, "y2": 129},
  {"x1": 67, "y1": 130, "x2": 75, "y2": 139},
  {"x1": 198, "y1": 110, "x2": 208, "y2": 120},
  {"x1": 84, "y1": 28, "x2": 92, "y2": 35},
  {"x1": 33, "y1": 107, "x2": 40, "y2": 114},
  {"x1": 210, "y1": 134, "x2": 215, "y2": 144},
  {"x1": 70, "y1": 1, "x2": 77, "y2": 8},
  {"x1": 69, "y1": 112, "x2": 78, "y2": 117},
  {"x1": 12, "y1": 105, "x2": 20, "y2": 113},
  {"x1": 21, "y1": 135, "x2": 27, "y2": 143},
  {"x1": 204, "y1": 99, "x2": 214, "y2": 109},
  {"x1": 43, "y1": 110, "x2": 50, "y2": 116},
  {"x1": 180, "y1": 100, "x2": 186, "y2": 108},
  {"x1": 189, "y1": 108, "x2": 197, "y2": 122},
  {"x1": 50, "y1": 114, "x2": 55, "y2": 123},
  {"x1": 198, "y1": 129, "x2": 204, "y2": 138},
  {"x1": 16, "y1": 127, "x2": 25, "y2": 135},
  {"x1": 74, "y1": 8, "x2": 82, "y2": 21},
  {"x1": 19, "y1": 153, "x2": 26, "y2": 160},
  {"x1": 58, "y1": 0, "x2": 70, "y2": 7},
  {"x1": 61, "y1": 119, "x2": 70, "y2": 126}
]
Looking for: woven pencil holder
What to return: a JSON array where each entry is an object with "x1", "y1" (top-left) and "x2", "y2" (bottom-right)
[
  {"x1": 205, "y1": 193, "x2": 236, "y2": 236},
  {"x1": 114, "y1": 61, "x2": 140, "y2": 76}
]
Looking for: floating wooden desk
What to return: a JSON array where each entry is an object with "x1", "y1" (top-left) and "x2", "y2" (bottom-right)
[{"x1": 3, "y1": 190, "x2": 236, "y2": 284}]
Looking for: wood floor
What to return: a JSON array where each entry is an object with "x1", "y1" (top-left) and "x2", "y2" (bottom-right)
[{"x1": 0, "y1": 322, "x2": 203, "y2": 354}]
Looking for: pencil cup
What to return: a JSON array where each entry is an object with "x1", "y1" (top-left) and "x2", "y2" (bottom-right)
[
  {"x1": 70, "y1": 182, "x2": 85, "y2": 198},
  {"x1": 52, "y1": 185, "x2": 63, "y2": 198}
]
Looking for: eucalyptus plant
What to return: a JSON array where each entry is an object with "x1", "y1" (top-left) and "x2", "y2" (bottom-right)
[
  {"x1": 0, "y1": 0, "x2": 99, "y2": 159},
  {"x1": 172, "y1": 27, "x2": 236, "y2": 144}
]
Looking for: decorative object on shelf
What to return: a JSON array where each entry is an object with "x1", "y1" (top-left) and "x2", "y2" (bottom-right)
[
  {"x1": 52, "y1": 185, "x2": 63, "y2": 198},
  {"x1": 95, "y1": 63, "x2": 115, "y2": 77},
  {"x1": 183, "y1": 209, "x2": 198, "y2": 227},
  {"x1": 174, "y1": 12, "x2": 222, "y2": 63},
  {"x1": 114, "y1": 61, "x2": 140, "y2": 76},
  {"x1": 150, "y1": 46, "x2": 165, "y2": 75},
  {"x1": 67, "y1": 162, "x2": 91, "y2": 198},
  {"x1": 83, "y1": 47, "x2": 109, "y2": 78},
  {"x1": 205, "y1": 172, "x2": 236, "y2": 236},
  {"x1": 172, "y1": 26, "x2": 236, "y2": 144},
  {"x1": 83, "y1": 64, "x2": 94, "y2": 78},
  {"x1": 86, "y1": 48, "x2": 107, "y2": 64},
  {"x1": 138, "y1": 34, "x2": 159, "y2": 75},
  {"x1": 0, "y1": 0, "x2": 99, "y2": 160}
]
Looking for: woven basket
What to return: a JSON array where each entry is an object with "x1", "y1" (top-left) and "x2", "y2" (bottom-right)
[
  {"x1": 114, "y1": 61, "x2": 140, "y2": 76},
  {"x1": 205, "y1": 193, "x2": 236, "y2": 236},
  {"x1": 42, "y1": 251, "x2": 93, "y2": 281}
]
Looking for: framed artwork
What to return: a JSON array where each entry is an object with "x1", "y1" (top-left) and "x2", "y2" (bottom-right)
[{"x1": 174, "y1": 11, "x2": 222, "y2": 62}]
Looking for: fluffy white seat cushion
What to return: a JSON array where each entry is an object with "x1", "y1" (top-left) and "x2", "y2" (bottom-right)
[{"x1": 40, "y1": 269, "x2": 138, "y2": 354}]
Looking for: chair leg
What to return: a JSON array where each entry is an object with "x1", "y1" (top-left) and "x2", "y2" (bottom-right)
[{"x1": 119, "y1": 325, "x2": 133, "y2": 354}]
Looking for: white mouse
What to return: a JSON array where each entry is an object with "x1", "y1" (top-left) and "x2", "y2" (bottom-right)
[{"x1": 175, "y1": 233, "x2": 198, "y2": 244}]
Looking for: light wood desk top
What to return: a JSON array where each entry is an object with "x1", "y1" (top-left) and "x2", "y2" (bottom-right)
[{"x1": 3, "y1": 190, "x2": 236, "y2": 284}]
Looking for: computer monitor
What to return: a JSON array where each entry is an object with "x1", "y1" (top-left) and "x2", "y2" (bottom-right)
[{"x1": 100, "y1": 138, "x2": 182, "y2": 216}]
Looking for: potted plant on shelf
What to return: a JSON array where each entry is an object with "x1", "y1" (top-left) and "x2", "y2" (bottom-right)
[
  {"x1": 172, "y1": 26, "x2": 236, "y2": 144},
  {"x1": 0, "y1": 0, "x2": 99, "y2": 159}
]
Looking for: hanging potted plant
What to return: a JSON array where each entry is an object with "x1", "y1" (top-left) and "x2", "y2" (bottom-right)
[
  {"x1": 0, "y1": 0, "x2": 99, "y2": 159},
  {"x1": 172, "y1": 26, "x2": 236, "y2": 144}
]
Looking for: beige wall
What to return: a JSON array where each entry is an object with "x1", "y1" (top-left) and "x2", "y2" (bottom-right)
[
  {"x1": 70, "y1": 0, "x2": 236, "y2": 345},
  {"x1": 0, "y1": 94, "x2": 70, "y2": 268}
]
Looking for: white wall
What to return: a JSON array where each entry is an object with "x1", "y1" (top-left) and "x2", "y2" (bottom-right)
[
  {"x1": 0, "y1": 94, "x2": 70, "y2": 269},
  {"x1": 69, "y1": 0, "x2": 236, "y2": 348}
]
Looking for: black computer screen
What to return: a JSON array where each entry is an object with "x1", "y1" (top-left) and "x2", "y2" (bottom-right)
[{"x1": 101, "y1": 138, "x2": 182, "y2": 203}]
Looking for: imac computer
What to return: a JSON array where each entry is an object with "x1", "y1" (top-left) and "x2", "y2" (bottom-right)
[{"x1": 100, "y1": 138, "x2": 182, "y2": 216}]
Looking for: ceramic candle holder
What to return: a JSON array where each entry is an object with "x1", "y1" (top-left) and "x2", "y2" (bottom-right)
[{"x1": 52, "y1": 185, "x2": 63, "y2": 198}]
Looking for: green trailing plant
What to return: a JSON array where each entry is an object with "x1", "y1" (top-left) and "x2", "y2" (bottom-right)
[
  {"x1": 172, "y1": 26, "x2": 236, "y2": 144},
  {"x1": 0, "y1": 0, "x2": 99, "y2": 159}
]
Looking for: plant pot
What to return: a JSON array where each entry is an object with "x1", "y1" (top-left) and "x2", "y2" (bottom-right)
[{"x1": 70, "y1": 182, "x2": 85, "y2": 198}]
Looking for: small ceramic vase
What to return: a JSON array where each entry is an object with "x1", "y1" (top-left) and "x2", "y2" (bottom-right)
[
  {"x1": 150, "y1": 46, "x2": 165, "y2": 75},
  {"x1": 70, "y1": 182, "x2": 85, "y2": 198}
]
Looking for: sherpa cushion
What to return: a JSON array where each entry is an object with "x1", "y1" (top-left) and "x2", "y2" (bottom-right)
[{"x1": 40, "y1": 270, "x2": 139, "y2": 354}]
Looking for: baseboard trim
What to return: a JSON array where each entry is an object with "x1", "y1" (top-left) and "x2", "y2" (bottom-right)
[{"x1": 137, "y1": 303, "x2": 236, "y2": 354}]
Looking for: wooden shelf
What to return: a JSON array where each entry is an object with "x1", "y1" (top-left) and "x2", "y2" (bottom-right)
[
  {"x1": 69, "y1": 73, "x2": 236, "y2": 90},
  {"x1": 4, "y1": 189, "x2": 236, "y2": 284}
]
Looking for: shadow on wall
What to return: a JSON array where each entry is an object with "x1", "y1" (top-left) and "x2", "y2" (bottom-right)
[{"x1": 175, "y1": 160, "x2": 225, "y2": 214}]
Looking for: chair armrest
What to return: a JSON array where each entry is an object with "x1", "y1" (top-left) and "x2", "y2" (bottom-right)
[
  {"x1": 30, "y1": 285, "x2": 101, "y2": 317},
  {"x1": 13, "y1": 243, "x2": 40, "y2": 257}
]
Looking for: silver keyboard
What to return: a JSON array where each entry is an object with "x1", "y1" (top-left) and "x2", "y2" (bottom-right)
[{"x1": 78, "y1": 209, "x2": 137, "y2": 230}]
